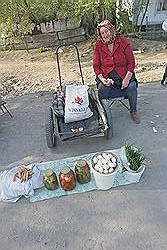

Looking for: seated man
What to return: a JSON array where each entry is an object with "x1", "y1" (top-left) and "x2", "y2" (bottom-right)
[{"x1": 93, "y1": 20, "x2": 140, "y2": 124}]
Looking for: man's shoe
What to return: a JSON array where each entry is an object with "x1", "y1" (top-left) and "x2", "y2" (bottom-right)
[
  {"x1": 161, "y1": 77, "x2": 167, "y2": 86},
  {"x1": 130, "y1": 112, "x2": 141, "y2": 124}
]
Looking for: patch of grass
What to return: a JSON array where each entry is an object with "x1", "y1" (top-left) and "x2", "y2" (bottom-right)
[
  {"x1": 38, "y1": 46, "x2": 48, "y2": 53},
  {"x1": 0, "y1": 50, "x2": 10, "y2": 57}
]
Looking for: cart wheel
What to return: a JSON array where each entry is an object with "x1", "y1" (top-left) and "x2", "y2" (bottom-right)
[
  {"x1": 101, "y1": 99, "x2": 113, "y2": 139},
  {"x1": 45, "y1": 107, "x2": 57, "y2": 148}
]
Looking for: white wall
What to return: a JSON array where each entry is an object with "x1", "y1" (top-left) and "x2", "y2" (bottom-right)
[{"x1": 133, "y1": 0, "x2": 167, "y2": 26}]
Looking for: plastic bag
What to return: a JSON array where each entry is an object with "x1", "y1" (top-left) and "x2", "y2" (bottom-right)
[
  {"x1": 0, "y1": 164, "x2": 44, "y2": 202},
  {"x1": 162, "y1": 18, "x2": 167, "y2": 31},
  {"x1": 52, "y1": 90, "x2": 65, "y2": 117},
  {"x1": 64, "y1": 85, "x2": 93, "y2": 123}
]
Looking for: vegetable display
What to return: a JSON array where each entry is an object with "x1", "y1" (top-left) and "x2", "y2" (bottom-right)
[
  {"x1": 59, "y1": 166, "x2": 76, "y2": 191},
  {"x1": 92, "y1": 152, "x2": 118, "y2": 174},
  {"x1": 75, "y1": 159, "x2": 91, "y2": 184},
  {"x1": 13, "y1": 165, "x2": 33, "y2": 182},
  {"x1": 43, "y1": 169, "x2": 59, "y2": 190},
  {"x1": 125, "y1": 144, "x2": 145, "y2": 171}
]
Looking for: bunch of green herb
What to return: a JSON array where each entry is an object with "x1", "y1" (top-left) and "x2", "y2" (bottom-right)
[{"x1": 125, "y1": 144, "x2": 146, "y2": 171}]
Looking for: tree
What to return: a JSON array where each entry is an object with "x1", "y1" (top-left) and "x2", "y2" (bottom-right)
[
  {"x1": 0, "y1": 0, "x2": 33, "y2": 50},
  {"x1": 138, "y1": 0, "x2": 150, "y2": 32},
  {"x1": 132, "y1": 0, "x2": 150, "y2": 31},
  {"x1": 0, "y1": 0, "x2": 143, "y2": 49}
]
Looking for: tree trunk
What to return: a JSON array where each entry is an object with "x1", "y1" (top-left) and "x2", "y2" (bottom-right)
[
  {"x1": 139, "y1": 0, "x2": 150, "y2": 33},
  {"x1": 97, "y1": 0, "x2": 105, "y2": 24},
  {"x1": 135, "y1": 1, "x2": 143, "y2": 27},
  {"x1": 23, "y1": 35, "x2": 29, "y2": 53},
  {"x1": 111, "y1": 2, "x2": 117, "y2": 26}
]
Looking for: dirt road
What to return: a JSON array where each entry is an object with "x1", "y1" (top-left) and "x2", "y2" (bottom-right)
[{"x1": 0, "y1": 39, "x2": 167, "y2": 98}]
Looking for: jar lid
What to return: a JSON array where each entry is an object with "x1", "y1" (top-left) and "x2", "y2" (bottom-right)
[
  {"x1": 44, "y1": 169, "x2": 53, "y2": 177},
  {"x1": 76, "y1": 159, "x2": 87, "y2": 166},
  {"x1": 61, "y1": 166, "x2": 71, "y2": 174}
]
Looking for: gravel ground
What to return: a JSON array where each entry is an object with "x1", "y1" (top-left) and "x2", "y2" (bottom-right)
[{"x1": 0, "y1": 39, "x2": 167, "y2": 99}]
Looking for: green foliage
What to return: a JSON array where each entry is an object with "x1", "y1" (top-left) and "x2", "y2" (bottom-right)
[
  {"x1": 38, "y1": 46, "x2": 48, "y2": 53},
  {"x1": 117, "y1": 9, "x2": 132, "y2": 34},
  {"x1": 0, "y1": 0, "x2": 31, "y2": 47},
  {"x1": 0, "y1": 0, "x2": 146, "y2": 46},
  {"x1": 104, "y1": 0, "x2": 116, "y2": 19},
  {"x1": 125, "y1": 144, "x2": 146, "y2": 171},
  {"x1": 74, "y1": 1, "x2": 96, "y2": 16},
  {"x1": 132, "y1": 0, "x2": 147, "y2": 15}
]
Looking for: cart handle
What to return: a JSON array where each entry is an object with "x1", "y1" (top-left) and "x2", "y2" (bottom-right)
[{"x1": 55, "y1": 44, "x2": 85, "y2": 89}]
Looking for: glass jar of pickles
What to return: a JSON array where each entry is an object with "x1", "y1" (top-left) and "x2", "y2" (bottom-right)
[
  {"x1": 43, "y1": 169, "x2": 59, "y2": 190},
  {"x1": 59, "y1": 166, "x2": 76, "y2": 191},
  {"x1": 75, "y1": 159, "x2": 91, "y2": 184}
]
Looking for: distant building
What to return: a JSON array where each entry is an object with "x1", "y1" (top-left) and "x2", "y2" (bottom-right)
[{"x1": 117, "y1": 0, "x2": 167, "y2": 28}]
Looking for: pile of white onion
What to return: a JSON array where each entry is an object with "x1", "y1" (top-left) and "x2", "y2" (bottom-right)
[{"x1": 92, "y1": 152, "x2": 117, "y2": 174}]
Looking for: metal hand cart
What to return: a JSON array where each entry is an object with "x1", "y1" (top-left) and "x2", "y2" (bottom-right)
[{"x1": 45, "y1": 44, "x2": 113, "y2": 148}]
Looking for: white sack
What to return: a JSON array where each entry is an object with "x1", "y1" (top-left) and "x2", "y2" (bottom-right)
[
  {"x1": 64, "y1": 85, "x2": 93, "y2": 123},
  {"x1": 0, "y1": 164, "x2": 43, "y2": 202}
]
